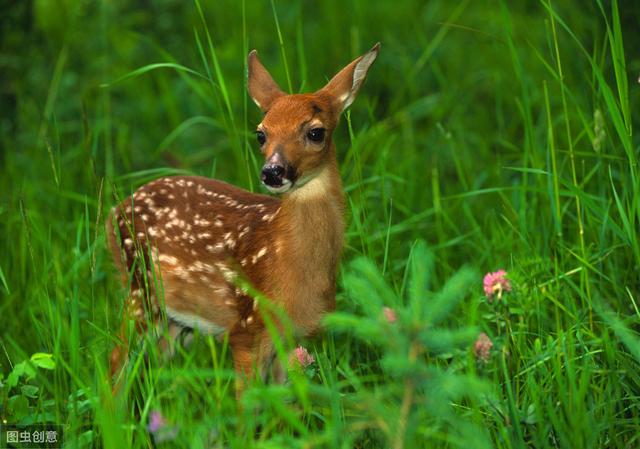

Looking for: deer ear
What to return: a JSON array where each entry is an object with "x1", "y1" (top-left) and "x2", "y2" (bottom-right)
[
  {"x1": 319, "y1": 43, "x2": 380, "y2": 113},
  {"x1": 248, "y1": 50, "x2": 285, "y2": 112}
]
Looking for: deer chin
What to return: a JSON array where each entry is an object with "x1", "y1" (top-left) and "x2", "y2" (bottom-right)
[{"x1": 264, "y1": 178, "x2": 293, "y2": 194}]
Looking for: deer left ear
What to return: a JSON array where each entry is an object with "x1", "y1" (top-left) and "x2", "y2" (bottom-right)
[
  {"x1": 248, "y1": 50, "x2": 285, "y2": 112},
  {"x1": 319, "y1": 43, "x2": 380, "y2": 113}
]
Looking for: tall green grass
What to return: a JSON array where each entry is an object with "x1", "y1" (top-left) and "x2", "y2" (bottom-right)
[{"x1": 1, "y1": 0, "x2": 639, "y2": 447}]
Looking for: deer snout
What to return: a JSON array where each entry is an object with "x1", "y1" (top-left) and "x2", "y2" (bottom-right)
[
  {"x1": 261, "y1": 151, "x2": 295, "y2": 193},
  {"x1": 261, "y1": 164, "x2": 285, "y2": 187}
]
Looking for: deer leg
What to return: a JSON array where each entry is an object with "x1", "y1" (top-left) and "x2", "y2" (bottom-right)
[
  {"x1": 230, "y1": 329, "x2": 256, "y2": 400},
  {"x1": 268, "y1": 353, "x2": 288, "y2": 385},
  {"x1": 157, "y1": 320, "x2": 193, "y2": 360},
  {"x1": 109, "y1": 289, "x2": 151, "y2": 393},
  {"x1": 109, "y1": 317, "x2": 130, "y2": 379},
  {"x1": 255, "y1": 331, "x2": 285, "y2": 385},
  {"x1": 230, "y1": 327, "x2": 286, "y2": 401}
]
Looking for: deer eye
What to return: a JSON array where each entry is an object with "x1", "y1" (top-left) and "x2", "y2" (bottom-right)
[
  {"x1": 256, "y1": 130, "x2": 266, "y2": 145},
  {"x1": 307, "y1": 128, "x2": 325, "y2": 143}
]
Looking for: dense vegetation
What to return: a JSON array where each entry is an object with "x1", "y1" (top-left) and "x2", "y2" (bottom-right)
[{"x1": 1, "y1": 0, "x2": 639, "y2": 447}]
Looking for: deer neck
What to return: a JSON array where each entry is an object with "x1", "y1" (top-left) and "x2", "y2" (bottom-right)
[
  {"x1": 271, "y1": 156, "x2": 344, "y2": 331},
  {"x1": 280, "y1": 156, "x2": 344, "y2": 261}
]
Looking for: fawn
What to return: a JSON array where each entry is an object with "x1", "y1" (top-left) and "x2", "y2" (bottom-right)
[{"x1": 107, "y1": 43, "x2": 379, "y2": 395}]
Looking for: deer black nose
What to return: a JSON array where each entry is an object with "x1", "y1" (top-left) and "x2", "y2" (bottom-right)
[{"x1": 261, "y1": 164, "x2": 285, "y2": 187}]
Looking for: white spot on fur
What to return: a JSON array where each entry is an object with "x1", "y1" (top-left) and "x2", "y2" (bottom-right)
[
  {"x1": 206, "y1": 243, "x2": 224, "y2": 253},
  {"x1": 215, "y1": 263, "x2": 236, "y2": 282},
  {"x1": 173, "y1": 266, "x2": 194, "y2": 283},
  {"x1": 238, "y1": 226, "x2": 250, "y2": 239},
  {"x1": 252, "y1": 247, "x2": 267, "y2": 264},
  {"x1": 155, "y1": 207, "x2": 170, "y2": 219},
  {"x1": 223, "y1": 232, "x2": 236, "y2": 249},
  {"x1": 189, "y1": 261, "x2": 215, "y2": 273},
  {"x1": 165, "y1": 306, "x2": 226, "y2": 335},
  {"x1": 159, "y1": 254, "x2": 179, "y2": 265},
  {"x1": 213, "y1": 286, "x2": 228, "y2": 297}
]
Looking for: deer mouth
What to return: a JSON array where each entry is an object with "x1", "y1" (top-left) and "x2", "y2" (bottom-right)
[{"x1": 264, "y1": 178, "x2": 293, "y2": 194}]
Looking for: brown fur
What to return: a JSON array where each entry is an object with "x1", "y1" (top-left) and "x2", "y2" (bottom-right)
[{"x1": 107, "y1": 44, "x2": 379, "y2": 397}]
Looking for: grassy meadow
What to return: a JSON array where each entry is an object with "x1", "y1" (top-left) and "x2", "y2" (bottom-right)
[{"x1": 1, "y1": 0, "x2": 640, "y2": 447}]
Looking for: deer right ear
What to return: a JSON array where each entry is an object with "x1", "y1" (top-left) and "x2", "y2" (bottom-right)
[
  {"x1": 248, "y1": 50, "x2": 285, "y2": 112},
  {"x1": 319, "y1": 43, "x2": 380, "y2": 113}
]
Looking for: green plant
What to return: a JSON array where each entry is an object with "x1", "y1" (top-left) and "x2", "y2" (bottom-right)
[
  {"x1": 1, "y1": 353, "x2": 56, "y2": 426},
  {"x1": 326, "y1": 241, "x2": 491, "y2": 448}
]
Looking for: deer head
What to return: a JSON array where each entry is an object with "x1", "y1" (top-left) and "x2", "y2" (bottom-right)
[{"x1": 248, "y1": 43, "x2": 380, "y2": 194}]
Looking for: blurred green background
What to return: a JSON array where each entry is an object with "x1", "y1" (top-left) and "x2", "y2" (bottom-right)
[
  {"x1": 4, "y1": 0, "x2": 638, "y2": 265},
  {"x1": 1, "y1": 0, "x2": 640, "y2": 447}
]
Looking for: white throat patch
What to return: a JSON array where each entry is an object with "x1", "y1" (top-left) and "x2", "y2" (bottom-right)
[{"x1": 288, "y1": 167, "x2": 331, "y2": 201}]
